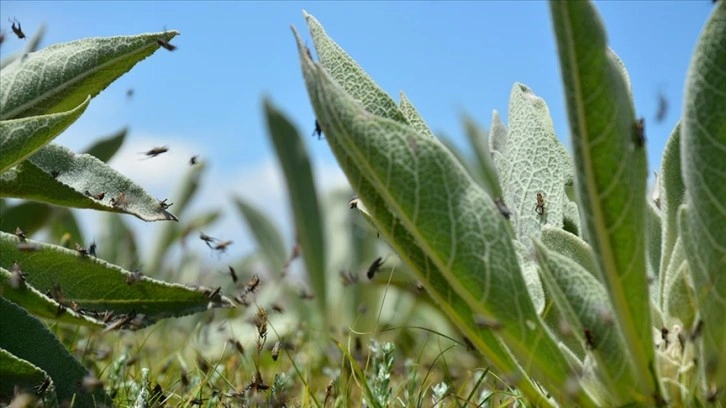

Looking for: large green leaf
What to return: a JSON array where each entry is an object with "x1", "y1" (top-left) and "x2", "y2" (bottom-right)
[
  {"x1": 534, "y1": 240, "x2": 637, "y2": 405},
  {"x1": 550, "y1": 1, "x2": 654, "y2": 400},
  {"x1": 0, "y1": 348, "x2": 56, "y2": 405},
  {"x1": 0, "y1": 31, "x2": 179, "y2": 119},
  {"x1": 680, "y1": 1, "x2": 726, "y2": 389},
  {"x1": 0, "y1": 297, "x2": 110, "y2": 406},
  {"x1": 0, "y1": 143, "x2": 177, "y2": 222},
  {"x1": 232, "y1": 196, "x2": 287, "y2": 276},
  {"x1": 342, "y1": 156, "x2": 550, "y2": 406},
  {"x1": 83, "y1": 127, "x2": 128, "y2": 163},
  {"x1": 264, "y1": 100, "x2": 327, "y2": 321},
  {"x1": 293, "y1": 24, "x2": 595, "y2": 406},
  {"x1": 0, "y1": 232, "x2": 233, "y2": 328},
  {"x1": 304, "y1": 11, "x2": 408, "y2": 125},
  {"x1": 0, "y1": 97, "x2": 89, "y2": 172}
]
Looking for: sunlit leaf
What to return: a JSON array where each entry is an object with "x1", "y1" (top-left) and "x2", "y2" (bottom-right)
[{"x1": 0, "y1": 31, "x2": 179, "y2": 119}]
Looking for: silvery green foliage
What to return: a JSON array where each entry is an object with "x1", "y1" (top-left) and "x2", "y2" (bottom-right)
[{"x1": 294, "y1": 1, "x2": 726, "y2": 405}]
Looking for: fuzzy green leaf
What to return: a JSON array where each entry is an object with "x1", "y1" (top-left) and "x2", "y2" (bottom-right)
[
  {"x1": 541, "y1": 227, "x2": 597, "y2": 277},
  {"x1": 550, "y1": 1, "x2": 654, "y2": 399},
  {"x1": 661, "y1": 238, "x2": 696, "y2": 329},
  {"x1": 496, "y1": 84, "x2": 571, "y2": 249},
  {"x1": 399, "y1": 91, "x2": 436, "y2": 139},
  {"x1": 534, "y1": 241, "x2": 637, "y2": 405},
  {"x1": 0, "y1": 297, "x2": 110, "y2": 406},
  {"x1": 0, "y1": 31, "x2": 179, "y2": 119},
  {"x1": 680, "y1": 1, "x2": 726, "y2": 388},
  {"x1": 0, "y1": 143, "x2": 177, "y2": 222},
  {"x1": 303, "y1": 11, "x2": 408, "y2": 125},
  {"x1": 0, "y1": 232, "x2": 233, "y2": 328},
  {"x1": 264, "y1": 99, "x2": 327, "y2": 319},
  {"x1": 233, "y1": 196, "x2": 287, "y2": 275},
  {"x1": 294, "y1": 25, "x2": 594, "y2": 406},
  {"x1": 0, "y1": 266, "x2": 103, "y2": 327},
  {"x1": 0, "y1": 348, "x2": 56, "y2": 404},
  {"x1": 0, "y1": 97, "x2": 90, "y2": 173}
]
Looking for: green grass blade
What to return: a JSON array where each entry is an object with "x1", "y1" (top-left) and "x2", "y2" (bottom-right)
[
  {"x1": 658, "y1": 123, "x2": 683, "y2": 298},
  {"x1": 680, "y1": 1, "x2": 726, "y2": 389},
  {"x1": 0, "y1": 97, "x2": 89, "y2": 172},
  {"x1": 0, "y1": 232, "x2": 233, "y2": 327},
  {"x1": 461, "y1": 112, "x2": 502, "y2": 198},
  {"x1": 550, "y1": 1, "x2": 654, "y2": 399},
  {"x1": 232, "y1": 196, "x2": 287, "y2": 275},
  {"x1": 83, "y1": 127, "x2": 128, "y2": 163},
  {"x1": 0, "y1": 143, "x2": 178, "y2": 222},
  {"x1": 293, "y1": 29, "x2": 595, "y2": 406},
  {"x1": 264, "y1": 99, "x2": 327, "y2": 321},
  {"x1": 0, "y1": 31, "x2": 179, "y2": 119},
  {"x1": 0, "y1": 297, "x2": 111, "y2": 406}
]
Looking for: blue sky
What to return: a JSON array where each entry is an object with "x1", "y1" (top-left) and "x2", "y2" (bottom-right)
[{"x1": 0, "y1": 1, "x2": 714, "y2": 263}]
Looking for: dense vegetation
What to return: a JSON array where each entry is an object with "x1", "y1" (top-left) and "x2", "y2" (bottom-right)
[{"x1": 1, "y1": 1, "x2": 724, "y2": 407}]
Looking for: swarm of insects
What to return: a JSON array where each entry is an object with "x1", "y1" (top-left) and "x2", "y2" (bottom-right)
[
  {"x1": 126, "y1": 270, "x2": 143, "y2": 285},
  {"x1": 10, "y1": 18, "x2": 25, "y2": 39},
  {"x1": 141, "y1": 145, "x2": 169, "y2": 158},
  {"x1": 227, "y1": 266, "x2": 238, "y2": 283},
  {"x1": 312, "y1": 119, "x2": 323, "y2": 139},
  {"x1": 655, "y1": 91, "x2": 668, "y2": 123},
  {"x1": 535, "y1": 192, "x2": 546, "y2": 216},
  {"x1": 75, "y1": 243, "x2": 89, "y2": 256},
  {"x1": 366, "y1": 257, "x2": 384, "y2": 280},
  {"x1": 634, "y1": 118, "x2": 646, "y2": 147},
  {"x1": 14, "y1": 227, "x2": 27, "y2": 242},
  {"x1": 159, "y1": 198, "x2": 173, "y2": 210},
  {"x1": 213, "y1": 240, "x2": 233, "y2": 253},
  {"x1": 271, "y1": 341, "x2": 281, "y2": 361},
  {"x1": 584, "y1": 328, "x2": 596, "y2": 350},
  {"x1": 110, "y1": 192, "x2": 128, "y2": 209},
  {"x1": 199, "y1": 232, "x2": 218, "y2": 248},
  {"x1": 9, "y1": 262, "x2": 26, "y2": 289},
  {"x1": 494, "y1": 197, "x2": 511, "y2": 220},
  {"x1": 157, "y1": 38, "x2": 177, "y2": 51}
]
